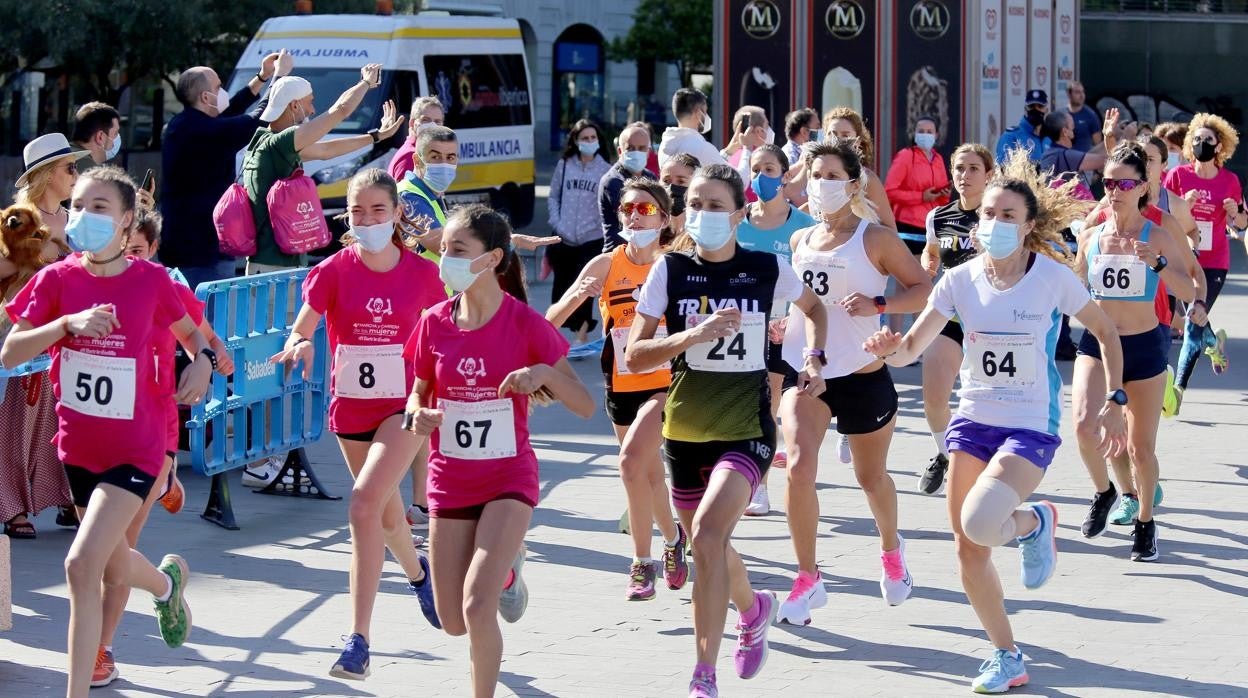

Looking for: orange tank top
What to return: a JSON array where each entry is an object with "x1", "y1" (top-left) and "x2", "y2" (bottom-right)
[{"x1": 598, "y1": 245, "x2": 671, "y2": 393}]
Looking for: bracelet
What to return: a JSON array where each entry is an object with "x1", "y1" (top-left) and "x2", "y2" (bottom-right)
[
  {"x1": 255, "y1": 72, "x2": 268, "y2": 83},
  {"x1": 1192, "y1": 299, "x2": 1208, "y2": 310},
  {"x1": 289, "y1": 336, "x2": 310, "y2": 348}
]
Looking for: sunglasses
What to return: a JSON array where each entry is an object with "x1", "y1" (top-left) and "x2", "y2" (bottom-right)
[
  {"x1": 620, "y1": 201, "x2": 659, "y2": 216},
  {"x1": 1103, "y1": 178, "x2": 1144, "y2": 192},
  {"x1": 63, "y1": 162, "x2": 78, "y2": 175}
]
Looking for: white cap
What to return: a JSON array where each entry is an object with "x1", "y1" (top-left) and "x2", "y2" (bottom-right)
[{"x1": 259, "y1": 76, "x2": 313, "y2": 123}]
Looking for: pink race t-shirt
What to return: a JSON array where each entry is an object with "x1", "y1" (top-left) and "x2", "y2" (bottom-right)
[
  {"x1": 404, "y1": 293, "x2": 569, "y2": 513},
  {"x1": 155, "y1": 275, "x2": 205, "y2": 452},
  {"x1": 1164, "y1": 164, "x2": 1242, "y2": 270},
  {"x1": 388, "y1": 138, "x2": 418, "y2": 183},
  {"x1": 305, "y1": 245, "x2": 444, "y2": 434},
  {"x1": 6, "y1": 257, "x2": 186, "y2": 476}
]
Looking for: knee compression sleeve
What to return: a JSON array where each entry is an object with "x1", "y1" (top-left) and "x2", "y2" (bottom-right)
[{"x1": 960, "y1": 478, "x2": 1024, "y2": 547}]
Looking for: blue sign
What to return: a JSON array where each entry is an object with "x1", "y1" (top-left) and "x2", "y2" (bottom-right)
[
  {"x1": 0, "y1": 354, "x2": 51, "y2": 402},
  {"x1": 555, "y1": 42, "x2": 601, "y2": 73}
]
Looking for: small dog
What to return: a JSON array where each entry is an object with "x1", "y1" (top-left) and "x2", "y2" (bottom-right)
[{"x1": 0, "y1": 204, "x2": 70, "y2": 301}]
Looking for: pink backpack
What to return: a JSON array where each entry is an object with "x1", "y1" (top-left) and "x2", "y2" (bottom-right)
[
  {"x1": 213, "y1": 182, "x2": 257, "y2": 257},
  {"x1": 266, "y1": 169, "x2": 330, "y2": 254}
]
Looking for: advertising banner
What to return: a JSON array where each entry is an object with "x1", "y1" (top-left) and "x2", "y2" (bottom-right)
[
  {"x1": 892, "y1": 0, "x2": 965, "y2": 155},
  {"x1": 723, "y1": 0, "x2": 796, "y2": 136},
  {"x1": 808, "y1": 0, "x2": 880, "y2": 137},
  {"x1": 977, "y1": 0, "x2": 1004, "y2": 145}
]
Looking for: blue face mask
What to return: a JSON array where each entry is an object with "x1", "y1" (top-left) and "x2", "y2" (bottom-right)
[
  {"x1": 751, "y1": 172, "x2": 784, "y2": 202},
  {"x1": 1166, "y1": 151, "x2": 1182, "y2": 170},
  {"x1": 105, "y1": 133, "x2": 121, "y2": 160},
  {"x1": 66, "y1": 210, "x2": 119, "y2": 254},
  {"x1": 915, "y1": 133, "x2": 937, "y2": 150},
  {"x1": 975, "y1": 219, "x2": 1022, "y2": 260},
  {"x1": 809, "y1": 128, "x2": 823, "y2": 143},
  {"x1": 621, "y1": 150, "x2": 648, "y2": 173},
  {"x1": 577, "y1": 140, "x2": 599, "y2": 156},
  {"x1": 684, "y1": 209, "x2": 736, "y2": 252},
  {"x1": 423, "y1": 163, "x2": 457, "y2": 192}
]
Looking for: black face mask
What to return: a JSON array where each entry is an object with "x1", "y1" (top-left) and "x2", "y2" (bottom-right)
[
  {"x1": 1194, "y1": 141, "x2": 1217, "y2": 163},
  {"x1": 1024, "y1": 109, "x2": 1045, "y2": 128},
  {"x1": 668, "y1": 184, "x2": 688, "y2": 217}
]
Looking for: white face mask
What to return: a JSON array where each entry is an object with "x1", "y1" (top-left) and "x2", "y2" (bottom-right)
[
  {"x1": 763, "y1": 126, "x2": 775, "y2": 145},
  {"x1": 350, "y1": 221, "x2": 394, "y2": 253},
  {"x1": 439, "y1": 252, "x2": 491, "y2": 292},
  {"x1": 214, "y1": 88, "x2": 230, "y2": 113},
  {"x1": 699, "y1": 112, "x2": 713, "y2": 134},
  {"x1": 620, "y1": 227, "x2": 661, "y2": 248},
  {"x1": 808, "y1": 178, "x2": 852, "y2": 217}
]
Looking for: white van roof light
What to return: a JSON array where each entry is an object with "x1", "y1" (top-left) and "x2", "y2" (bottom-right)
[{"x1": 421, "y1": 1, "x2": 504, "y2": 16}]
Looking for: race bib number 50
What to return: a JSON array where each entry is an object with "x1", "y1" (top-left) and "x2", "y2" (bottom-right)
[
  {"x1": 60, "y1": 348, "x2": 136, "y2": 419},
  {"x1": 966, "y1": 332, "x2": 1036, "y2": 387},
  {"x1": 684, "y1": 311, "x2": 765, "y2": 372},
  {"x1": 438, "y1": 398, "x2": 517, "y2": 460},
  {"x1": 334, "y1": 344, "x2": 405, "y2": 399}
]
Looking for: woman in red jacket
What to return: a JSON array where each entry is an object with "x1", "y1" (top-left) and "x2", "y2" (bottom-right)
[{"x1": 884, "y1": 117, "x2": 951, "y2": 257}]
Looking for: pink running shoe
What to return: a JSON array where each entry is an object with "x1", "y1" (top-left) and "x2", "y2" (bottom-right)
[
  {"x1": 662, "y1": 522, "x2": 690, "y2": 590},
  {"x1": 626, "y1": 560, "x2": 657, "y2": 601},
  {"x1": 771, "y1": 450, "x2": 788, "y2": 470},
  {"x1": 880, "y1": 534, "x2": 914, "y2": 606},
  {"x1": 777, "y1": 570, "x2": 827, "y2": 625},
  {"x1": 688, "y1": 670, "x2": 718, "y2": 697},
  {"x1": 733, "y1": 590, "x2": 778, "y2": 679}
]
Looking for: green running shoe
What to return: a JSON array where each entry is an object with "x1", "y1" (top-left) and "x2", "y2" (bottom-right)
[
  {"x1": 1110, "y1": 493, "x2": 1139, "y2": 526},
  {"x1": 154, "y1": 554, "x2": 191, "y2": 648}
]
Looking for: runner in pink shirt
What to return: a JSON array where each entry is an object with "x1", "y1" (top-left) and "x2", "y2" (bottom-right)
[
  {"x1": 1, "y1": 166, "x2": 214, "y2": 698},
  {"x1": 402, "y1": 204, "x2": 594, "y2": 698},
  {"x1": 268, "y1": 170, "x2": 446, "y2": 681}
]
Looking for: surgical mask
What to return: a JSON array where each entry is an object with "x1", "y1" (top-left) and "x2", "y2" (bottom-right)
[
  {"x1": 915, "y1": 133, "x2": 937, "y2": 150},
  {"x1": 295, "y1": 104, "x2": 312, "y2": 125},
  {"x1": 423, "y1": 163, "x2": 457, "y2": 192},
  {"x1": 577, "y1": 140, "x2": 599, "y2": 156},
  {"x1": 621, "y1": 227, "x2": 660, "y2": 248},
  {"x1": 699, "y1": 112, "x2": 713, "y2": 134},
  {"x1": 751, "y1": 172, "x2": 783, "y2": 202},
  {"x1": 684, "y1": 209, "x2": 735, "y2": 251},
  {"x1": 66, "y1": 210, "x2": 118, "y2": 254},
  {"x1": 763, "y1": 126, "x2": 775, "y2": 145},
  {"x1": 416, "y1": 121, "x2": 438, "y2": 133},
  {"x1": 975, "y1": 219, "x2": 1022, "y2": 260},
  {"x1": 668, "y1": 184, "x2": 688, "y2": 217},
  {"x1": 439, "y1": 252, "x2": 490, "y2": 292},
  {"x1": 1194, "y1": 141, "x2": 1217, "y2": 163},
  {"x1": 809, "y1": 178, "x2": 851, "y2": 217},
  {"x1": 105, "y1": 134, "x2": 121, "y2": 160},
  {"x1": 350, "y1": 221, "x2": 394, "y2": 253},
  {"x1": 621, "y1": 150, "x2": 648, "y2": 173},
  {"x1": 1166, "y1": 151, "x2": 1182, "y2": 170},
  {"x1": 214, "y1": 88, "x2": 230, "y2": 113},
  {"x1": 809, "y1": 128, "x2": 823, "y2": 143}
]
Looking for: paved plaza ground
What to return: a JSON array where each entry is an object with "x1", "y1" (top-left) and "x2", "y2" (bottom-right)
[{"x1": 3, "y1": 250, "x2": 1248, "y2": 697}]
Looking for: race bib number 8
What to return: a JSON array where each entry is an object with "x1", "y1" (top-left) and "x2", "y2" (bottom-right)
[
  {"x1": 685, "y1": 311, "x2": 765, "y2": 372},
  {"x1": 439, "y1": 398, "x2": 517, "y2": 460},
  {"x1": 611, "y1": 325, "x2": 669, "y2": 375},
  {"x1": 1196, "y1": 219, "x2": 1214, "y2": 252},
  {"x1": 334, "y1": 344, "x2": 405, "y2": 399},
  {"x1": 1090, "y1": 254, "x2": 1146, "y2": 298},
  {"x1": 60, "y1": 348, "x2": 137, "y2": 419},
  {"x1": 966, "y1": 332, "x2": 1036, "y2": 387}
]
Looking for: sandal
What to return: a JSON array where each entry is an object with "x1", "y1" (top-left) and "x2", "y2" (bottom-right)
[
  {"x1": 56, "y1": 505, "x2": 80, "y2": 528},
  {"x1": 4, "y1": 516, "x2": 36, "y2": 539}
]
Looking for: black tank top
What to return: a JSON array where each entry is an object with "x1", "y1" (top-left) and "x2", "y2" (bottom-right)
[{"x1": 930, "y1": 200, "x2": 980, "y2": 270}]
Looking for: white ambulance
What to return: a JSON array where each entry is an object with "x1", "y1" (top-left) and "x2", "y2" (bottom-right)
[{"x1": 227, "y1": 13, "x2": 536, "y2": 227}]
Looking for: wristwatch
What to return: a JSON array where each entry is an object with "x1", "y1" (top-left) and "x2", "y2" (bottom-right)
[
  {"x1": 1151, "y1": 255, "x2": 1167, "y2": 273},
  {"x1": 802, "y1": 348, "x2": 827, "y2": 366},
  {"x1": 199, "y1": 348, "x2": 219, "y2": 371},
  {"x1": 368, "y1": 128, "x2": 381, "y2": 144},
  {"x1": 873, "y1": 296, "x2": 887, "y2": 314},
  {"x1": 1106, "y1": 388, "x2": 1128, "y2": 406},
  {"x1": 254, "y1": 71, "x2": 268, "y2": 83}
]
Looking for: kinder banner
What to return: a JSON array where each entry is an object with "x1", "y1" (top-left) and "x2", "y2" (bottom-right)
[
  {"x1": 893, "y1": 0, "x2": 965, "y2": 155},
  {"x1": 1029, "y1": 0, "x2": 1054, "y2": 104},
  {"x1": 808, "y1": 0, "x2": 881, "y2": 137},
  {"x1": 723, "y1": 0, "x2": 796, "y2": 138},
  {"x1": 1053, "y1": 0, "x2": 1077, "y2": 98},
  {"x1": 1003, "y1": 0, "x2": 1029, "y2": 116},
  {"x1": 977, "y1": 0, "x2": 1004, "y2": 146}
]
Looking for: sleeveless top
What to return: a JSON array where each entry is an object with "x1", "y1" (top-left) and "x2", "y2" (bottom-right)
[
  {"x1": 1087, "y1": 220, "x2": 1161, "y2": 303},
  {"x1": 598, "y1": 246, "x2": 671, "y2": 393},
  {"x1": 782, "y1": 219, "x2": 887, "y2": 378}
]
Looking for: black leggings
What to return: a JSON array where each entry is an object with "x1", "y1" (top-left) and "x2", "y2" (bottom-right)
[{"x1": 547, "y1": 240, "x2": 601, "y2": 333}]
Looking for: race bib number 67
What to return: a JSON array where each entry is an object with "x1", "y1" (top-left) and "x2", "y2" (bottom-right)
[
  {"x1": 60, "y1": 348, "x2": 137, "y2": 419},
  {"x1": 438, "y1": 398, "x2": 517, "y2": 460}
]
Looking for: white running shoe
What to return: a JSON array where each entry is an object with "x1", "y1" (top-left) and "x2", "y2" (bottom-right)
[
  {"x1": 744, "y1": 486, "x2": 770, "y2": 516},
  {"x1": 879, "y1": 534, "x2": 914, "y2": 606},
  {"x1": 406, "y1": 504, "x2": 430, "y2": 531},
  {"x1": 837, "y1": 434, "x2": 852, "y2": 464},
  {"x1": 777, "y1": 570, "x2": 827, "y2": 625},
  {"x1": 241, "y1": 456, "x2": 284, "y2": 488}
]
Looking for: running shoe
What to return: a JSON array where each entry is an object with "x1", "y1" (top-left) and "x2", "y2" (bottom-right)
[
  {"x1": 1080, "y1": 483, "x2": 1117, "y2": 538},
  {"x1": 408, "y1": 555, "x2": 441, "y2": 628},
  {"x1": 837, "y1": 433, "x2": 852, "y2": 464},
  {"x1": 971, "y1": 648, "x2": 1029, "y2": 693},
  {"x1": 1154, "y1": 482, "x2": 1164, "y2": 507},
  {"x1": 1162, "y1": 366, "x2": 1179, "y2": 418},
  {"x1": 159, "y1": 469, "x2": 184, "y2": 515},
  {"x1": 688, "y1": 670, "x2": 718, "y2": 698},
  {"x1": 626, "y1": 560, "x2": 658, "y2": 601},
  {"x1": 1109, "y1": 493, "x2": 1139, "y2": 526},
  {"x1": 1131, "y1": 518, "x2": 1159, "y2": 562},
  {"x1": 880, "y1": 534, "x2": 914, "y2": 606},
  {"x1": 90, "y1": 646, "x2": 117, "y2": 687},
  {"x1": 499, "y1": 546, "x2": 528, "y2": 623},
  {"x1": 777, "y1": 570, "x2": 827, "y2": 626},
  {"x1": 406, "y1": 504, "x2": 429, "y2": 531},
  {"x1": 919, "y1": 453, "x2": 948, "y2": 495},
  {"x1": 662, "y1": 522, "x2": 690, "y2": 590},
  {"x1": 1204, "y1": 328, "x2": 1229, "y2": 375},
  {"x1": 154, "y1": 554, "x2": 191, "y2": 648},
  {"x1": 1019, "y1": 502, "x2": 1058, "y2": 590},
  {"x1": 771, "y1": 449, "x2": 788, "y2": 470},
  {"x1": 744, "y1": 486, "x2": 770, "y2": 516},
  {"x1": 733, "y1": 590, "x2": 777, "y2": 679},
  {"x1": 329, "y1": 633, "x2": 370, "y2": 680},
  {"x1": 241, "y1": 455, "x2": 283, "y2": 488},
  {"x1": 55, "y1": 505, "x2": 79, "y2": 528}
]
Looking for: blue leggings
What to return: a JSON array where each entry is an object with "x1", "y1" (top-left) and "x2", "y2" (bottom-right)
[{"x1": 1176, "y1": 268, "x2": 1227, "y2": 389}]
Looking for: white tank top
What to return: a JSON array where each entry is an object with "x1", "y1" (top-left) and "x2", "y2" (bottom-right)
[{"x1": 782, "y1": 219, "x2": 886, "y2": 378}]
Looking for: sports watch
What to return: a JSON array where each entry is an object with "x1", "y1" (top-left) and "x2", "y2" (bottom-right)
[
  {"x1": 199, "y1": 347, "x2": 219, "y2": 371},
  {"x1": 1151, "y1": 255, "x2": 1167, "y2": 273},
  {"x1": 873, "y1": 296, "x2": 887, "y2": 314},
  {"x1": 1106, "y1": 389, "x2": 1128, "y2": 406},
  {"x1": 803, "y1": 348, "x2": 827, "y2": 366}
]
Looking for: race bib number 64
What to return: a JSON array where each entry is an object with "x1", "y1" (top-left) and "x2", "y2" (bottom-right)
[{"x1": 966, "y1": 332, "x2": 1036, "y2": 387}]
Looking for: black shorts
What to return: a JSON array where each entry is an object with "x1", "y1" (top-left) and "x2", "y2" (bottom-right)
[
  {"x1": 766, "y1": 339, "x2": 788, "y2": 375},
  {"x1": 663, "y1": 420, "x2": 776, "y2": 511},
  {"x1": 64, "y1": 463, "x2": 157, "y2": 507},
  {"x1": 783, "y1": 365, "x2": 898, "y2": 435},
  {"x1": 604, "y1": 387, "x2": 665, "y2": 426},
  {"x1": 334, "y1": 412, "x2": 405, "y2": 443},
  {"x1": 1077, "y1": 324, "x2": 1168, "y2": 383},
  {"x1": 939, "y1": 319, "x2": 964, "y2": 345}
]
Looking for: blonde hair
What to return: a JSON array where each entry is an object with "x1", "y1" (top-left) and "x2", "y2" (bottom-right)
[
  {"x1": 1183, "y1": 113, "x2": 1239, "y2": 166},
  {"x1": 989, "y1": 149, "x2": 1091, "y2": 265},
  {"x1": 822, "y1": 107, "x2": 875, "y2": 167},
  {"x1": 802, "y1": 138, "x2": 879, "y2": 224},
  {"x1": 950, "y1": 143, "x2": 996, "y2": 173},
  {"x1": 14, "y1": 164, "x2": 56, "y2": 208}
]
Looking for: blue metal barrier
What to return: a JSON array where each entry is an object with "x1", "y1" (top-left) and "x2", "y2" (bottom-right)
[
  {"x1": 0, "y1": 355, "x2": 51, "y2": 402},
  {"x1": 187, "y1": 269, "x2": 340, "y2": 529}
]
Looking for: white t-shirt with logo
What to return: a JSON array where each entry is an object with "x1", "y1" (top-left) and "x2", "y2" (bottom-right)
[{"x1": 930, "y1": 254, "x2": 1091, "y2": 435}]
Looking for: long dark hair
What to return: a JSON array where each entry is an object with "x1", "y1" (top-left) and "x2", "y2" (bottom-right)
[
  {"x1": 561, "y1": 119, "x2": 611, "y2": 164},
  {"x1": 447, "y1": 204, "x2": 527, "y2": 303},
  {"x1": 1106, "y1": 142, "x2": 1152, "y2": 211}
]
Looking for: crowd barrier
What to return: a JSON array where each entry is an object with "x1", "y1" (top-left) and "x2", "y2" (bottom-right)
[
  {"x1": 0, "y1": 356, "x2": 48, "y2": 630},
  {"x1": 187, "y1": 269, "x2": 339, "y2": 530}
]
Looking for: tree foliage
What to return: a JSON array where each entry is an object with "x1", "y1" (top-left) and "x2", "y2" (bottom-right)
[{"x1": 607, "y1": 0, "x2": 712, "y2": 86}]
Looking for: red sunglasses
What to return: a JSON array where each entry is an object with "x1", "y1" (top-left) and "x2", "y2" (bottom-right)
[{"x1": 620, "y1": 201, "x2": 660, "y2": 216}]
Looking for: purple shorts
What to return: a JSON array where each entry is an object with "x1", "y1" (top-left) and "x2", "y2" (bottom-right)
[{"x1": 945, "y1": 416, "x2": 1062, "y2": 470}]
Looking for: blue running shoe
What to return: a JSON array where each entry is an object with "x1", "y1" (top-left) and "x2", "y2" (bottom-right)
[
  {"x1": 408, "y1": 555, "x2": 441, "y2": 629},
  {"x1": 1018, "y1": 501, "x2": 1058, "y2": 590},
  {"x1": 329, "y1": 633, "x2": 370, "y2": 680},
  {"x1": 1153, "y1": 482, "x2": 1163, "y2": 508},
  {"x1": 972, "y1": 648, "x2": 1029, "y2": 693}
]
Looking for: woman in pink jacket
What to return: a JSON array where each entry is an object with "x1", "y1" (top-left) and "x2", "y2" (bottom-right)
[{"x1": 885, "y1": 117, "x2": 951, "y2": 257}]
